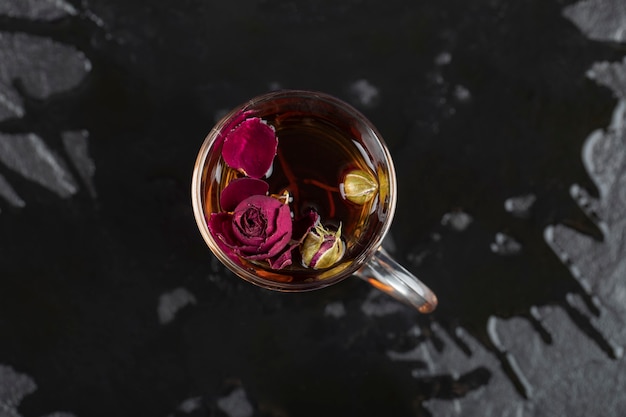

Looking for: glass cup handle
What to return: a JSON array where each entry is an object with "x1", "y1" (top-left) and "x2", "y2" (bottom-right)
[{"x1": 355, "y1": 247, "x2": 438, "y2": 313}]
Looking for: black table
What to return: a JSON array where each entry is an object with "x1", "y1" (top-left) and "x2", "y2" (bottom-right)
[{"x1": 1, "y1": 0, "x2": 625, "y2": 416}]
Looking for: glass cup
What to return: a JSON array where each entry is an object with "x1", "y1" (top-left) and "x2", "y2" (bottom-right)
[{"x1": 191, "y1": 90, "x2": 437, "y2": 313}]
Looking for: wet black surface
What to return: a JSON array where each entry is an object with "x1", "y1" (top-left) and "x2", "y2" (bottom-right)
[{"x1": 1, "y1": 1, "x2": 626, "y2": 416}]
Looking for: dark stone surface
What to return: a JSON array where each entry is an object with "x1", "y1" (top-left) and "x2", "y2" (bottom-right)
[{"x1": 1, "y1": 0, "x2": 625, "y2": 416}]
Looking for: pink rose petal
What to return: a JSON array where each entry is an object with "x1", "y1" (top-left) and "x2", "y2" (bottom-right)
[
  {"x1": 220, "y1": 178, "x2": 269, "y2": 212},
  {"x1": 222, "y1": 117, "x2": 278, "y2": 178}
]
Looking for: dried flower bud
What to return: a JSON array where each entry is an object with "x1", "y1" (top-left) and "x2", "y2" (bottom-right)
[
  {"x1": 342, "y1": 168, "x2": 378, "y2": 205},
  {"x1": 300, "y1": 223, "x2": 345, "y2": 269}
]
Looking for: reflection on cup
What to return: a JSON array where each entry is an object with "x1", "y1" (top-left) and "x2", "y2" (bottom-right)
[{"x1": 191, "y1": 90, "x2": 437, "y2": 313}]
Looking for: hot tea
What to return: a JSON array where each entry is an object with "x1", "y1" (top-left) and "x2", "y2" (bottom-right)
[
  {"x1": 193, "y1": 90, "x2": 437, "y2": 312},
  {"x1": 199, "y1": 94, "x2": 394, "y2": 285}
]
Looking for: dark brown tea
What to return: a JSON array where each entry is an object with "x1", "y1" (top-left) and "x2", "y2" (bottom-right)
[{"x1": 197, "y1": 92, "x2": 395, "y2": 287}]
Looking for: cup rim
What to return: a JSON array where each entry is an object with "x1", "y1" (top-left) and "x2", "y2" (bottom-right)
[{"x1": 191, "y1": 89, "x2": 398, "y2": 291}]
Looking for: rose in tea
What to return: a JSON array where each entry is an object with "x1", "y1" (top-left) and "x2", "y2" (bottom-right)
[{"x1": 199, "y1": 94, "x2": 393, "y2": 285}]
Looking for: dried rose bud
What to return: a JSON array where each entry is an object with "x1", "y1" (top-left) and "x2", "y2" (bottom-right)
[
  {"x1": 342, "y1": 168, "x2": 378, "y2": 205},
  {"x1": 300, "y1": 223, "x2": 345, "y2": 269}
]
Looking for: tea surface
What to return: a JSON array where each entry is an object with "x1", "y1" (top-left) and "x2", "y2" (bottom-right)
[{"x1": 203, "y1": 108, "x2": 391, "y2": 283}]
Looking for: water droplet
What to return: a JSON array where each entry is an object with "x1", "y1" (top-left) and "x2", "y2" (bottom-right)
[
  {"x1": 324, "y1": 301, "x2": 346, "y2": 318},
  {"x1": 490, "y1": 232, "x2": 522, "y2": 255},
  {"x1": 441, "y1": 210, "x2": 473, "y2": 231},
  {"x1": 454, "y1": 85, "x2": 471, "y2": 102},
  {"x1": 434, "y1": 51, "x2": 452, "y2": 66},
  {"x1": 348, "y1": 79, "x2": 380, "y2": 108},
  {"x1": 504, "y1": 194, "x2": 536, "y2": 218}
]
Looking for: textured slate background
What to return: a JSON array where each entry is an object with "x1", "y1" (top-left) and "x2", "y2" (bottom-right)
[{"x1": 1, "y1": 0, "x2": 625, "y2": 416}]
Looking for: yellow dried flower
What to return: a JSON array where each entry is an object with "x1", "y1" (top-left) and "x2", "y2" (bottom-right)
[
  {"x1": 342, "y1": 168, "x2": 378, "y2": 205},
  {"x1": 300, "y1": 223, "x2": 345, "y2": 269}
]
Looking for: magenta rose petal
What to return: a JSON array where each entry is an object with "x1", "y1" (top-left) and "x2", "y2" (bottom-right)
[
  {"x1": 292, "y1": 210, "x2": 320, "y2": 243},
  {"x1": 222, "y1": 117, "x2": 278, "y2": 178},
  {"x1": 246, "y1": 230, "x2": 290, "y2": 260},
  {"x1": 264, "y1": 203, "x2": 292, "y2": 239},
  {"x1": 259, "y1": 203, "x2": 292, "y2": 259},
  {"x1": 269, "y1": 249, "x2": 292, "y2": 269},
  {"x1": 214, "y1": 110, "x2": 255, "y2": 148},
  {"x1": 220, "y1": 178, "x2": 269, "y2": 212},
  {"x1": 207, "y1": 212, "x2": 238, "y2": 254},
  {"x1": 267, "y1": 210, "x2": 319, "y2": 269},
  {"x1": 207, "y1": 212, "x2": 232, "y2": 241}
]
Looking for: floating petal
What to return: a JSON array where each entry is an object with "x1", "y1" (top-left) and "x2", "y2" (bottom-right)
[
  {"x1": 222, "y1": 117, "x2": 278, "y2": 178},
  {"x1": 220, "y1": 177, "x2": 269, "y2": 212}
]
